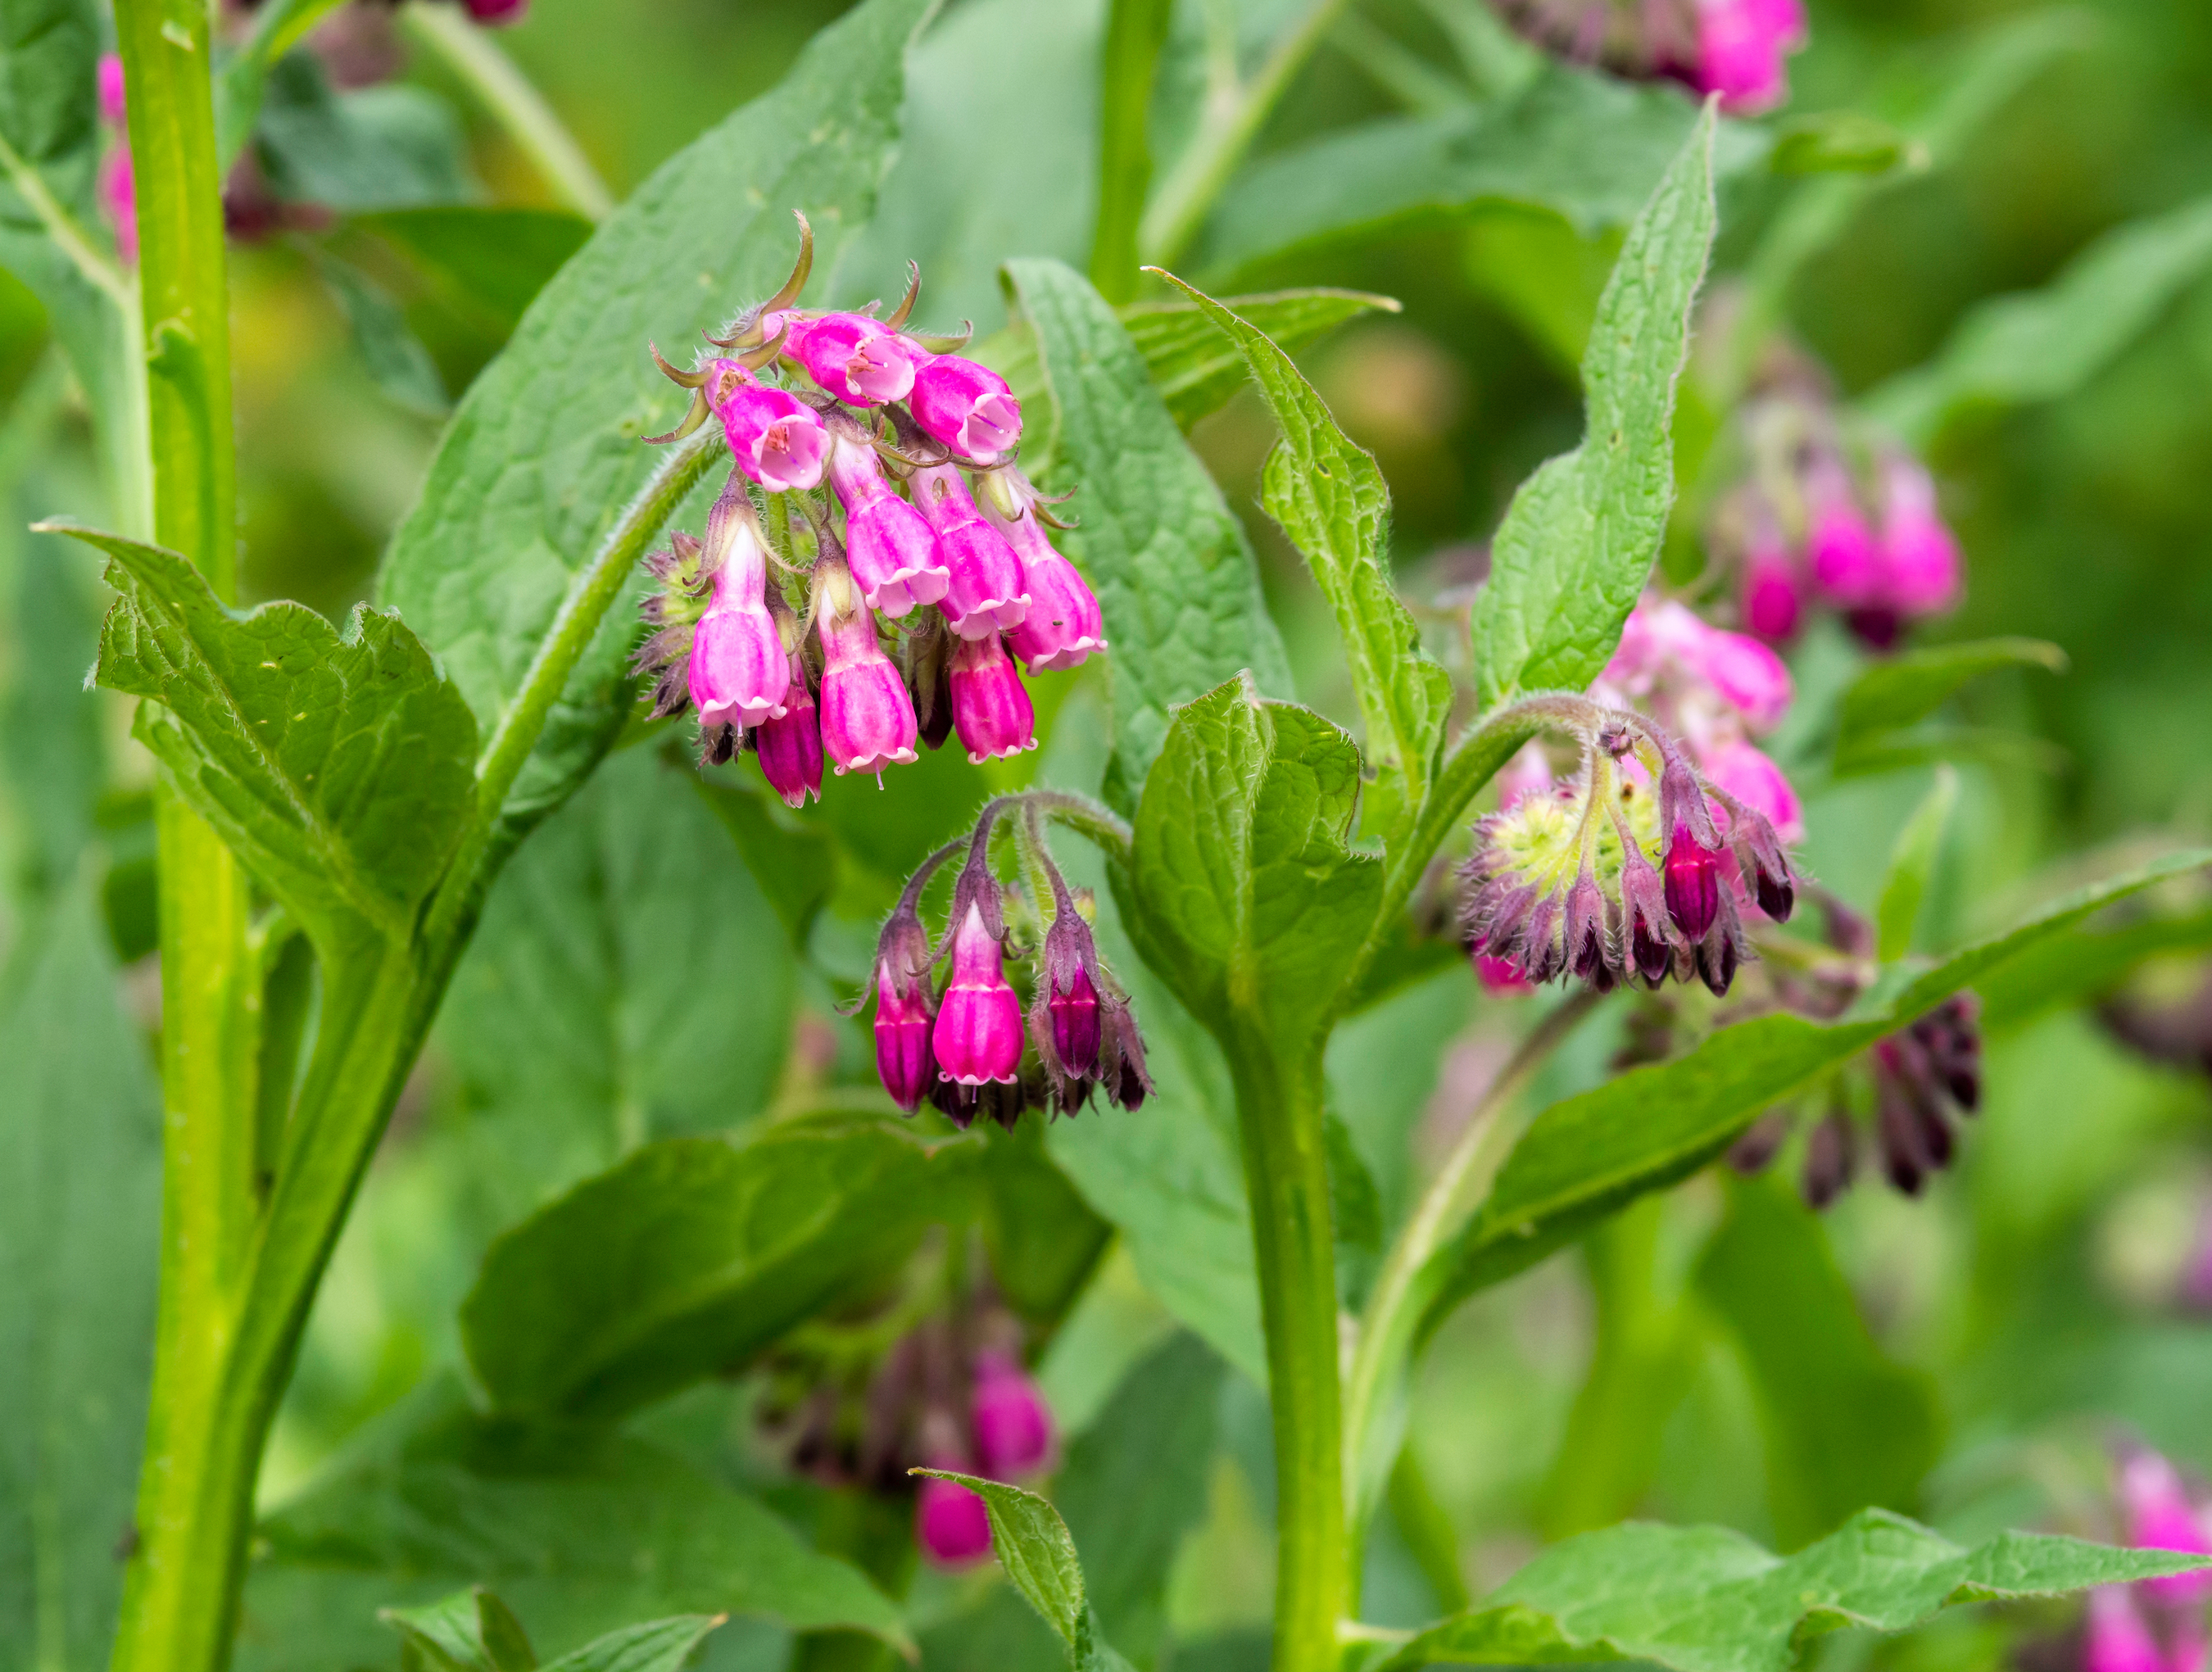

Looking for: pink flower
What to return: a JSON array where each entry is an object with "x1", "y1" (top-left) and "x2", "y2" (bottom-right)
[
  {"x1": 709, "y1": 361, "x2": 827, "y2": 492},
  {"x1": 1474, "y1": 949, "x2": 1534, "y2": 996},
  {"x1": 1806, "y1": 460, "x2": 1882, "y2": 607},
  {"x1": 910, "y1": 464, "x2": 1029, "y2": 639},
  {"x1": 907, "y1": 353, "x2": 1022, "y2": 463},
  {"x1": 2084, "y1": 1588, "x2": 2164, "y2": 1672},
  {"x1": 827, "y1": 425, "x2": 946, "y2": 616},
  {"x1": 970, "y1": 1353, "x2": 1054, "y2": 1478},
  {"x1": 754, "y1": 651, "x2": 822, "y2": 809},
  {"x1": 979, "y1": 469, "x2": 1106, "y2": 672},
  {"x1": 933, "y1": 901, "x2": 1023, "y2": 1086},
  {"x1": 463, "y1": 0, "x2": 529, "y2": 21},
  {"x1": 947, "y1": 633, "x2": 1036, "y2": 764},
  {"x1": 1877, "y1": 453, "x2": 1962, "y2": 617},
  {"x1": 1600, "y1": 597, "x2": 1710, "y2": 695},
  {"x1": 1698, "y1": 628, "x2": 1793, "y2": 735},
  {"x1": 872, "y1": 940, "x2": 936, "y2": 1114},
  {"x1": 915, "y1": 1468, "x2": 993, "y2": 1568},
  {"x1": 1700, "y1": 738, "x2": 1804, "y2": 846},
  {"x1": 786, "y1": 312, "x2": 917, "y2": 406},
  {"x1": 1690, "y1": 0, "x2": 1806, "y2": 115},
  {"x1": 814, "y1": 564, "x2": 918, "y2": 777},
  {"x1": 97, "y1": 53, "x2": 127, "y2": 126},
  {"x1": 1739, "y1": 523, "x2": 1805, "y2": 644},
  {"x1": 687, "y1": 508, "x2": 788, "y2": 731},
  {"x1": 2121, "y1": 1452, "x2": 2212, "y2": 1606}
]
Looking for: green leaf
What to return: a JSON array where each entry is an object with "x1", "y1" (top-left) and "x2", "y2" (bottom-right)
[
  {"x1": 1420, "y1": 847, "x2": 2212, "y2": 1328},
  {"x1": 357, "y1": 206, "x2": 593, "y2": 337},
  {"x1": 1122, "y1": 676, "x2": 1382, "y2": 1045},
  {"x1": 691, "y1": 773, "x2": 836, "y2": 955},
  {"x1": 460, "y1": 1117, "x2": 973, "y2": 1420},
  {"x1": 1767, "y1": 111, "x2": 1922, "y2": 178},
  {"x1": 1875, "y1": 765, "x2": 1957, "y2": 962},
  {"x1": 253, "y1": 52, "x2": 474, "y2": 211},
  {"x1": 1199, "y1": 64, "x2": 1706, "y2": 275},
  {"x1": 1115, "y1": 287, "x2": 1398, "y2": 430},
  {"x1": 1833, "y1": 637, "x2": 2066, "y2": 774},
  {"x1": 1863, "y1": 194, "x2": 2212, "y2": 446},
  {"x1": 999, "y1": 259, "x2": 1291, "y2": 806},
  {"x1": 0, "y1": 881, "x2": 160, "y2": 1668},
  {"x1": 381, "y1": 1587, "x2": 537, "y2": 1672},
  {"x1": 538, "y1": 1617, "x2": 723, "y2": 1672},
  {"x1": 1154, "y1": 274, "x2": 1453, "y2": 841},
  {"x1": 1977, "y1": 900, "x2": 2212, "y2": 1035},
  {"x1": 245, "y1": 1377, "x2": 904, "y2": 1665},
  {"x1": 1693, "y1": 1177, "x2": 1941, "y2": 1549},
  {"x1": 60, "y1": 519, "x2": 478, "y2": 948},
  {"x1": 1089, "y1": 0, "x2": 1174, "y2": 304},
  {"x1": 378, "y1": 0, "x2": 930, "y2": 836},
  {"x1": 1468, "y1": 102, "x2": 1717, "y2": 709},
  {"x1": 315, "y1": 247, "x2": 450, "y2": 417},
  {"x1": 977, "y1": 1122, "x2": 1113, "y2": 1327},
  {"x1": 1372, "y1": 1510, "x2": 2210, "y2": 1671},
  {"x1": 912, "y1": 1472, "x2": 1134, "y2": 1672},
  {"x1": 0, "y1": 475, "x2": 107, "y2": 897}
]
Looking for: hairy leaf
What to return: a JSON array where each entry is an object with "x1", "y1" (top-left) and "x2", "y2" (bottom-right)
[
  {"x1": 1117, "y1": 287, "x2": 1398, "y2": 429},
  {"x1": 357, "y1": 206, "x2": 593, "y2": 336},
  {"x1": 1875, "y1": 766, "x2": 1957, "y2": 962},
  {"x1": 1000, "y1": 260, "x2": 1291, "y2": 805},
  {"x1": 1978, "y1": 901, "x2": 2212, "y2": 1034},
  {"x1": 1833, "y1": 637, "x2": 2066, "y2": 773},
  {"x1": 62, "y1": 520, "x2": 477, "y2": 946},
  {"x1": 913, "y1": 1472, "x2": 1134, "y2": 1672},
  {"x1": 1469, "y1": 102, "x2": 1716, "y2": 708},
  {"x1": 381, "y1": 1587, "x2": 537, "y2": 1672},
  {"x1": 1371, "y1": 1510, "x2": 2209, "y2": 1671},
  {"x1": 1421, "y1": 848, "x2": 2212, "y2": 1327},
  {"x1": 315, "y1": 247, "x2": 449, "y2": 416},
  {"x1": 538, "y1": 1616, "x2": 724, "y2": 1672},
  {"x1": 1158, "y1": 275, "x2": 1452, "y2": 841},
  {"x1": 1201, "y1": 65, "x2": 1705, "y2": 274},
  {"x1": 254, "y1": 52, "x2": 472, "y2": 211},
  {"x1": 461, "y1": 1118, "x2": 974, "y2": 1419},
  {"x1": 378, "y1": 0, "x2": 930, "y2": 836}
]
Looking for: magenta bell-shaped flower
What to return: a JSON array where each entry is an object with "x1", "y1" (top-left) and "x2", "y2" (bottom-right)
[
  {"x1": 687, "y1": 505, "x2": 789, "y2": 732},
  {"x1": 1047, "y1": 963, "x2": 1101, "y2": 1078},
  {"x1": 814, "y1": 563, "x2": 918, "y2": 777},
  {"x1": 970, "y1": 1353, "x2": 1054, "y2": 1478},
  {"x1": 1689, "y1": 0, "x2": 1806, "y2": 114},
  {"x1": 1739, "y1": 527, "x2": 1805, "y2": 644},
  {"x1": 978, "y1": 469, "x2": 1107, "y2": 672},
  {"x1": 947, "y1": 634, "x2": 1036, "y2": 764},
  {"x1": 1696, "y1": 627, "x2": 1793, "y2": 735},
  {"x1": 709, "y1": 360, "x2": 828, "y2": 492},
  {"x1": 1877, "y1": 453, "x2": 1962, "y2": 617},
  {"x1": 933, "y1": 901, "x2": 1023, "y2": 1086},
  {"x1": 1805, "y1": 457, "x2": 1881, "y2": 607},
  {"x1": 2122, "y1": 1451, "x2": 2212, "y2": 1606},
  {"x1": 786, "y1": 312, "x2": 917, "y2": 406},
  {"x1": 910, "y1": 464, "x2": 1029, "y2": 639},
  {"x1": 907, "y1": 352, "x2": 1022, "y2": 462},
  {"x1": 872, "y1": 915, "x2": 936, "y2": 1113},
  {"x1": 755, "y1": 648, "x2": 822, "y2": 809},
  {"x1": 914, "y1": 1465, "x2": 993, "y2": 1568},
  {"x1": 827, "y1": 424, "x2": 946, "y2": 616}
]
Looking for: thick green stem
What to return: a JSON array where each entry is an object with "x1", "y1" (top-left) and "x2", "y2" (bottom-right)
[{"x1": 1226, "y1": 1033, "x2": 1344, "y2": 1672}]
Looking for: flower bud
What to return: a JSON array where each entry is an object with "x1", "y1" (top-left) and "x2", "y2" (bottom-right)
[
  {"x1": 1098, "y1": 991, "x2": 1154, "y2": 1111},
  {"x1": 1739, "y1": 522, "x2": 1804, "y2": 644},
  {"x1": 688, "y1": 502, "x2": 790, "y2": 731},
  {"x1": 1696, "y1": 628, "x2": 1793, "y2": 735},
  {"x1": 873, "y1": 911, "x2": 937, "y2": 1113},
  {"x1": 910, "y1": 464, "x2": 1030, "y2": 638},
  {"x1": 1036, "y1": 902, "x2": 1104, "y2": 1082},
  {"x1": 933, "y1": 901, "x2": 1023, "y2": 1087},
  {"x1": 948, "y1": 633, "x2": 1036, "y2": 764},
  {"x1": 1801, "y1": 1108, "x2": 1857, "y2": 1209},
  {"x1": 1565, "y1": 868, "x2": 1611, "y2": 984},
  {"x1": 814, "y1": 562, "x2": 918, "y2": 777},
  {"x1": 1661, "y1": 824, "x2": 1722, "y2": 943},
  {"x1": 1688, "y1": 0, "x2": 1805, "y2": 114},
  {"x1": 1805, "y1": 457, "x2": 1881, "y2": 607},
  {"x1": 2121, "y1": 1452, "x2": 2212, "y2": 1605},
  {"x1": 1876, "y1": 452, "x2": 1961, "y2": 618},
  {"x1": 1473, "y1": 945, "x2": 1534, "y2": 996},
  {"x1": 708, "y1": 360, "x2": 828, "y2": 492},
  {"x1": 788, "y1": 312, "x2": 918, "y2": 406},
  {"x1": 755, "y1": 647, "x2": 823, "y2": 809},
  {"x1": 1616, "y1": 842, "x2": 1675, "y2": 984},
  {"x1": 827, "y1": 424, "x2": 948, "y2": 616},
  {"x1": 464, "y1": 0, "x2": 529, "y2": 22},
  {"x1": 907, "y1": 353, "x2": 1022, "y2": 462},
  {"x1": 978, "y1": 469, "x2": 1108, "y2": 672},
  {"x1": 914, "y1": 1468, "x2": 994, "y2": 1568},
  {"x1": 970, "y1": 1353, "x2": 1054, "y2": 1478}
]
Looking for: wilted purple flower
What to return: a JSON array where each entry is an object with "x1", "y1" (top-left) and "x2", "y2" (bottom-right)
[
  {"x1": 814, "y1": 561, "x2": 918, "y2": 778},
  {"x1": 910, "y1": 464, "x2": 1029, "y2": 639},
  {"x1": 947, "y1": 633, "x2": 1036, "y2": 764},
  {"x1": 827, "y1": 421, "x2": 947, "y2": 616},
  {"x1": 907, "y1": 353, "x2": 1022, "y2": 463}
]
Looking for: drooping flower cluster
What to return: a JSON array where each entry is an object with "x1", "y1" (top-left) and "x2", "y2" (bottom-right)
[
  {"x1": 1484, "y1": 0, "x2": 1806, "y2": 114},
  {"x1": 757, "y1": 1297, "x2": 1055, "y2": 1570},
  {"x1": 633, "y1": 217, "x2": 1105, "y2": 797},
  {"x1": 871, "y1": 796, "x2": 1149, "y2": 1128},
  {"x1": 1707, "y1": 350, "x2": 1963, "y2": 652}
]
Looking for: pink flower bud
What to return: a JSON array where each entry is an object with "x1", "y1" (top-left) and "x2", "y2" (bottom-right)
[
  {"x1": 947, "y1": 633, "x2": 1036, "y2": 764},
  {"x1": 687, "y1": 507, "x2": 788, "y2": 731},
  {"x1": 933, "y1": 902, "x2": 1023, "y2": 1086},
  {"x1": 1697, "y1": 628, "x2": 1793, "y2": 734},
  {"x1": 1049, "y1": 963, "x2": 1101, "y2": 1078},
  {"x1": 2121, "y1": 1452, "x2": 2212, "y2": 1606},
  {"x1": 755, "y1": 651, "x2": 822, "y2": 809},
  {"x1": 827, "y1": 426, "x2": 946, "y2": 616},
  {"x1": 97, "y1": 53, "x2": 127, "y2": 127},
  {"x1": 787, "y1": 313, "x2": 917, "y2": 406},
  {"x1": 915, "y1": 1468, "x2": 993, "y2": 1568},
  {"x1": 872, "y1": 919, "x2": 936, "y2": 1112},
  {"x1": 1739, "y1": 523, "x2": 1805, "y2": 644},
  {"x1": 1690, "y1": 0, "x2": 1806, "y2": 115},
  {"x1": 1700, "y1": 739, "x2": 1803, "y2": 846},
  {"x1": 1475, "y1": 951, "x2": 1534, "y2": 995},
  {"x1": 1662, "y1": 824, "x2": 1722, "y2": 942},
  {"x1": 1806, "y1": 460, "x2": 1882, "y2": 607},
  {"x1": 2084, "y1": 1587, "x2": 2164, "y2": 1672},
  {"x1": 814, "y1": 564, "x2": 918, "y2": 777},
  {"x1": 709, "y1": 361, "x2": 827, "y2": 492},
  {"x1": 464, "y1": 0, "x2": 528, "y2": 20},
  {"x1": 970, "y1": 1353, "x2": 1055, "y2": 1478},
  {"x1": 978, "y1": 470, "x2": 1106, "y2": 672},
  {"x1": 1877, "y1": 453, "x2": 1961, "y2": 617},
  {"x1": 910, "y1": 464, "x2": 1029, "y2": 639},
  {"x1": 907, "y1": 353, "x2": 1022, "y2": 462}
]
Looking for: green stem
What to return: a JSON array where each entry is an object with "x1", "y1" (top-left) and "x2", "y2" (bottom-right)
[
  {"x1": 401, "y1": 4, "x2": 615, "y2": 221},
  {"x1": 1090, "y1": 0, "x2": 1176, "y2": 301},
  {"x1": 1225, "y1": 1033, "x2": 1344, "y2": 1672},
  {"x1": 1138, "y1": 0, "x2": 1356, "y2": 270}
]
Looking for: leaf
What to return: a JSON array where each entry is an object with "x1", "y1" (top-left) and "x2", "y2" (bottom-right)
[
  {"x1": 381, "y1": 1587, "x2": 537, "y2": 1672},
  {"x1": 1199, "y1": 63, "x2": 1707, "y2": 275},
  {"x1": 0, "y1": 482, "x2": 106, "y2": 896},
  {"x1": 1468, "y1": 102, "x2": 1717, "y2": 709},
  {"x1": 1693, "y1": 1177, "x2": 1941, "y2": 1549},
  {"x1": 460, "y1": 1117, "x2": 974, "y2": 1420},
  {"x1": 1767, "y1": 111, "x2": 1922, "y2": 178},
  {"x1": 378, "y1": 0, "x2": 931, "y2": 836},
  {"x1": 1977, "y1": 901, "x2": 2212, "y2": 1035},
  {"x1": 60, "y1": 519, "x2": 478, "y2": 948},
  {"x1": 1833, "y1": 637, "x2": 2066, "y2": 773},
  {"x1": 1372, "y1": 1509, "x2": 2210, "y2": 1671},
  {"x1": 1862, "y1": 194, "x2": 2212, "y2": 446},
  {"x1": 1115, "y1": 287, "x2": 1398, "y2": 430},
  {"x1": 1419, "y1": 847, "x2": 2212, "y2": 1328},
  {"x1": 691, "y1": 773, "x2": 836, "y2": 955},
  {"x1": 357, "y1": 206, "x2": 593, "y2": 336},
  {"x1": 1121, "y1": 676, "x2": 1382, "y2": 1045},
  {"x1": 253, "y1": 52, "x2": 474, "y2": 211},
  {"x1": 1875, "y1": 765, "x2": 1957, "y2": 962},
  {"x1": 243, "y1": 1377, "x2": 904, "y2": 1666},
  {"x1": 538, "y1": 1617, "x2": 724, "y2": 1672},
  {"x1": 315, "y1": 247, "x2": 450, "y2": 416},
  {"x1": 1154, "y1": 274, "x2": 1453, "y2": 841},
  {"x1": 912, "y1": 1472, "x2": 1134, "y2": 1672},
  {"x1": 977, "y1": 1122, "x2": 1113, "y2": 1327},
  {"x1": 0, "y1": 882, "x2": 161, "y2": 1668}
]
